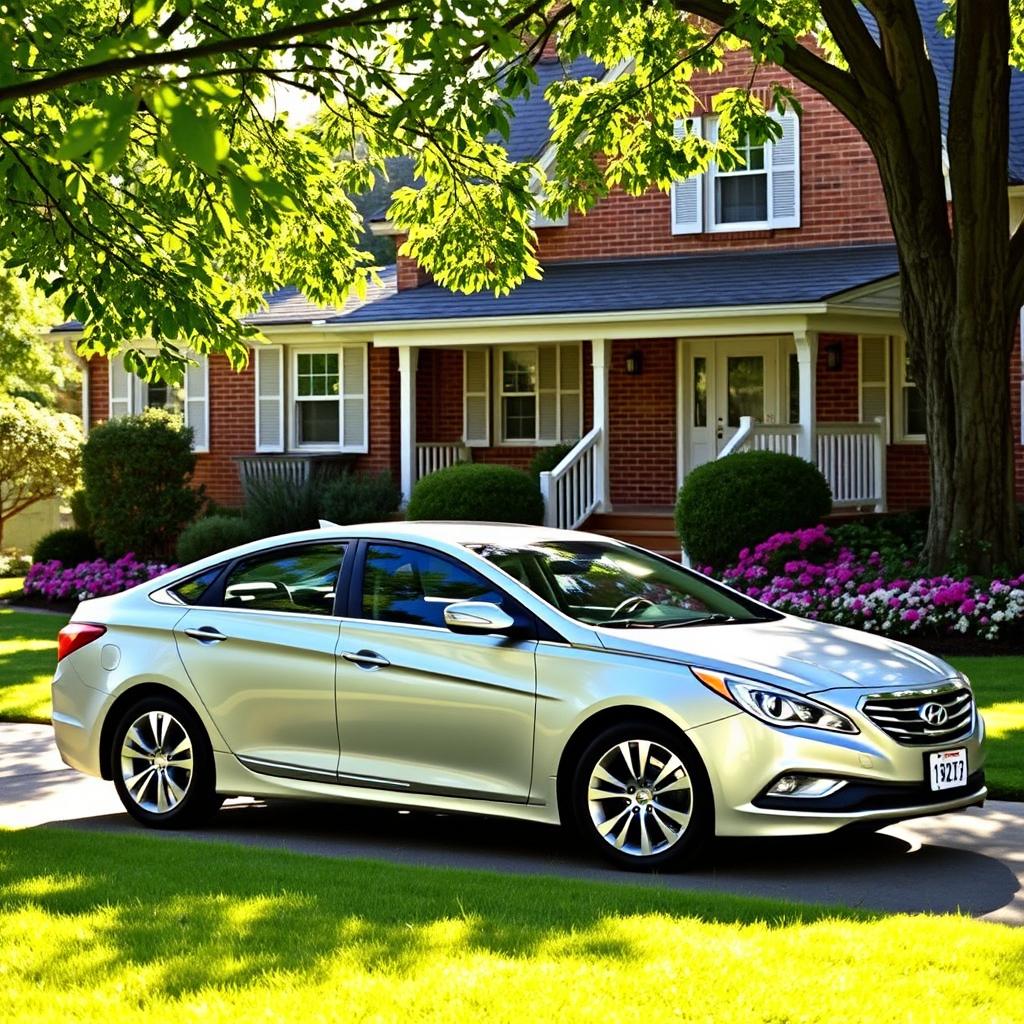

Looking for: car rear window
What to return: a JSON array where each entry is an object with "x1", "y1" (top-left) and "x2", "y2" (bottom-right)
[{"x1": 169, "y1": 567, "x2": 223, "y2": 606}]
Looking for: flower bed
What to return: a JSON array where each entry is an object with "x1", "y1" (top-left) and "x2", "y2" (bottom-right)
[
  {"x1": 710, "y1": 524, "x2": 1024, "y2": 642},
  {"x1": 24, "y1": 555, "x2": 174, "y2": 603}
]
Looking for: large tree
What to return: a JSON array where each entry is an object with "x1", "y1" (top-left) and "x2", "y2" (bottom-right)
[{"x1": 0, "y1": 1, "x2": 1018, "y2": 571}]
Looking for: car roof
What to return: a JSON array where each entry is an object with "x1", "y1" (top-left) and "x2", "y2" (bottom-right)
[{"x1": 315, "y1": 520, "x2": 616, "y2": 548}]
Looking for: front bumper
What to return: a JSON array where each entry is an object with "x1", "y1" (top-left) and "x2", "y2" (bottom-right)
[{"x1": 688, "y1": 697, "x2": 986, "y2": 838}]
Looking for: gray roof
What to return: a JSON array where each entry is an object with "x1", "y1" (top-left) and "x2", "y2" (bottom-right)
[
  {"x1": 242, "y1": 267, "x2": 397, "y2": 326},
  {"x1": 329, "y1": 244, "x2": 899, "y2": 325}
]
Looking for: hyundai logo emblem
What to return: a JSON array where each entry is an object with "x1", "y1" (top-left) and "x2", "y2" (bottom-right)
[{"x1": 918, "y1": 701, "x2": 949, "y2": 726}]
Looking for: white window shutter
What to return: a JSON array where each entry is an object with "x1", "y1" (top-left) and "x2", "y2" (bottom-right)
[
  {"x1": 769, "y1": 111, "x2": 800, "y2": 229},
  {"x1": 558, "y1": 344, "x2": 582, "y2": 441},
  {"x1": 537, "y1": 345, "x2": 559, "y2": 441},
  {"x1": 254, "y1": 345, "x2": 284, "y2": 452},
  {"x1": 859, "y1": 335, "x2": 890, "y2": 442},
  {"x1": 109, "y1": 357, "x2": 132, "y2": 419},
  {"x1": 463, "y1": 348, "x2": 490, "y2": 446},
  {"x1": 341, "y1": 345, "x2": 368, "y2": 451},
  {"x1": 184, "y1": 356, "x2": 209, "y2": 452},
  {"x1": 671, "y1": 116, "x2": 703, "y2": 235}
]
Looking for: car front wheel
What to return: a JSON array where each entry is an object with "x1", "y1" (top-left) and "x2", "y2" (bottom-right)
[
  {"x1": 110, "y1": 695, "x2": 222, "y2": 829},
  {"x1": 572, "y1": 723, "x2": 712, "y2": 871}
]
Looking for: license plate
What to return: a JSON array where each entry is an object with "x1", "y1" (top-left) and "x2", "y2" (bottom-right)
[{"x1": 927, "y1": 748, "x2": 968, "y2": 792}]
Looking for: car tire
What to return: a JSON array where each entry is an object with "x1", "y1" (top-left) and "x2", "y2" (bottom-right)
[
  {"x1": 110, "y1": 693, "x2": 223, "y2": 829},
  {"x1": 571, "y1": 721, "x2": 713, "y2": 871}
]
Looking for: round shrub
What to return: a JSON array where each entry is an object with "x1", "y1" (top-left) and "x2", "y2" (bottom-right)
[
  {"x1": 176, "y1": 515, "x2": 257, "y2": 565},
  {"x1": 32, "y1": 527, "x2": 97, "y2": 566},
  {"x1": 82, "y1": 408, "x2": 203, "y2": 560},
  {"x1": 527, "y1": 442, "x2": 575, "y2": 480},
  {"x1": 407, "y1": 463, "x2": 545, "y2": 525},
  {"x1": 675, "y1": 451, "x2": 832, "y2": 569},
  {"x1": 319, "y1": 471, "x2": 401, "y2": 525}
]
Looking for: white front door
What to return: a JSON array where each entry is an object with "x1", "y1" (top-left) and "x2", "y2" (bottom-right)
[{"x1": 683, "y1": 339, "x2": 780, "y2": 476}]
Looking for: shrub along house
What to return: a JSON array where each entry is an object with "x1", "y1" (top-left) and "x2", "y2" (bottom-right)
[{"x1": 69, "y1": 2, "x2": 1024, "y2": 556}]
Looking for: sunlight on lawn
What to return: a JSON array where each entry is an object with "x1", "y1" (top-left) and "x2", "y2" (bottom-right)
[
  {"x1": 0, "y1": 577, "x2": 23, "y2": 600},
  {"x1": 0, "y1": 828, "x2": 1022, "y2": 1024},
  {"x1": 0, "y1": 610, "x2": 66, "y2": 722}
]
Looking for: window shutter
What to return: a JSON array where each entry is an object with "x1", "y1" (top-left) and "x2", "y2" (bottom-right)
[
  {"x1": 254, "y1": 345, "x2": 284, "y2": 452},
  {"x1": 463, "y1": 348, "x2": 490, "y2": 446},
  {"x1": 859, "y1": 335, "x2": 890, "y2": 441},
  {"x1": 184, "y1": 356, "x2": 209, "y2": 452},
  {"x1": 537, "y1": 345, "x2": 559, "y2": 441},
  {"x1": 341, "y1": 345, "x2": 368, "y2": 451},
  {"x1": 109, "y1": 357, "x2": 132, "y2": 419},
  {"x1": 558, "y1": 344, "x2": 582, "y2": 440},
  {"x1": 769, "y1": 110, "x2": 800, "y2": 229},
  {"x1": 671, "y1": 117, "x2": 703, "y2": 235}
]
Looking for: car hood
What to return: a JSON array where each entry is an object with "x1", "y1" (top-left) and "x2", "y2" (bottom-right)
[{"x1": 591, "y1": 613, "x2": 955, "y2": 693}]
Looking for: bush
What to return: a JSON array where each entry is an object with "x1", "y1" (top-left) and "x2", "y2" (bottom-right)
[
  {"x1": 527, "y1": 443, "x2": 575, "y2": 480},
  {"x1": 176, "y1": 515, "x2": 257, "y2": 565},
  {"x1": 676, "y1": 450, "x2": 832, "y2": 569},
  {"x1": 244, "y1": 475, "x2": 322, "y2": 538},
  {"x1": 407, "y1": 463, "x2": 545, "y2": 525},
  {"x1": 320, "y1": 471, "x2": 401, "y2": 525},
  {"x1": 32, "y1": 528, "x2": 97, "y2": 566},
  {"x1": 0, "y1": 549, "x2": 32, "y2": 577},
  {"x1": 68, "y1": 489, "x2": 92, "y2": 534},
  {"x1": 82, "y1": 409, "x2": 203, "y2": 560}
]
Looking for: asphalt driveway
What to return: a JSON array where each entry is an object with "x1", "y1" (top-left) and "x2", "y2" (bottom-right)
[{"x1": 2, "y1": 722, "x2": 1021, "y2": 924}]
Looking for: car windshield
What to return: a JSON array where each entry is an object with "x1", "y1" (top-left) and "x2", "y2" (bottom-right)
[{"x1": 469, "y1": 540, "x2": 774, "y2": 628}]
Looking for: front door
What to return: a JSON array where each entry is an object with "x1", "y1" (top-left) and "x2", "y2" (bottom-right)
[{"x1": 684, "y1": 339, "x2": 780, "y2": 474}]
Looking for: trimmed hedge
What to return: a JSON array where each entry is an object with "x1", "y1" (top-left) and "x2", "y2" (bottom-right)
[
  {"x1": 176, "y1": 515, "x2": 258, "y2": 565},
  {"x1": 407, "y1": 463, "x2": 545, "y2": 525},
  {"x1": 676, "y1": 450, "x2": 832, "y2": 569},
  {"x1": 32, "y1": 527, "x2": 98, "y2": 566}
]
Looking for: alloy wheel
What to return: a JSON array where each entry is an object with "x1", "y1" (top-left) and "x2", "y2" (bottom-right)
[{"x1": 119, "y1": 710, "x2": 195, "y2": 814}]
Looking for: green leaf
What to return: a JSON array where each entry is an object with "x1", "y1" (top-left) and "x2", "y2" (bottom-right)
[
  {"x1": 167, "y1": 103, "x2": 229, "y2": 176},
  {"x1": 55, "y1": 114, "x2": 106, "y2": 161}
]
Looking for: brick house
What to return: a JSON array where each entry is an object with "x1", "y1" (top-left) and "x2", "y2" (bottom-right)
[{"x1": 68, "y1": 2, "x2": 1024, "y2": 551}]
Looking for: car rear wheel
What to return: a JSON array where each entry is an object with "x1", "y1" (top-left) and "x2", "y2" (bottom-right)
[
  {"x1": 110, "y1": 695, "x2": 222, "y2": 829},
  {"x1": 572, "y1": 722, "x2": 712, "y2": 871}
]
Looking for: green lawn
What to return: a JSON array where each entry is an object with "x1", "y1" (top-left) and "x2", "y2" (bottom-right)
[
  {"x1": 0, "y1": 608, "x2": 1021, "y2": 798},
  {"x1": 0, "y1": 609, "x2": 68, "y2": 722},
  {"x1": 0, "y1": 576, "x2": 24, "y2": 600},
  {"x1": 0, "y1": 828, "x2": 1021, "y2": 1024}
]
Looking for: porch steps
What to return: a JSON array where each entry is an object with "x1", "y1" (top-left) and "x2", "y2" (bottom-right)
[{"x1": 582, "y1": 509, "x2": 682, "y2": 562}]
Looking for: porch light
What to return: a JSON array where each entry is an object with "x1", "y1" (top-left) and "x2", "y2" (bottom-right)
[
  {"x1": 825, "y1": 342, "x2": 843, "y2": 371},
  {"x1": 624, "y1": 350, "x2": 644, "y2": 375}
]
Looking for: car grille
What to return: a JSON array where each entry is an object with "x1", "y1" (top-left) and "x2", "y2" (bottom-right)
[{"x1": 860, "y1": 684, "x2": 974, "y2": 746}]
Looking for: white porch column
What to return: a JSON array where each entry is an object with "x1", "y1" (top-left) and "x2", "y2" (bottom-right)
[
  {"x1": 398, "y1": 345, "x2": 418, "y2": 504},
  {"x1": 794, "y1": 329, "x2": 818, "y2": 463},
  {"x1": 591, "y1": 338, "x2": 610, "y2": 511}
]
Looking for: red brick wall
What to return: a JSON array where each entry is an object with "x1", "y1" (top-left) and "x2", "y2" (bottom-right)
[
  {"x1": 886, "y1": 445, "x2": 930, "y2": 511},
  {"x1": 199, "y1": 355, "x2": 255, "y2": 505},
  {"x1": 416, "y1": 348, "x2": 464, "y2": 443},
  {"x1": 816, "y1": 334, "x2": 860, "y2": 422},
  {"x1": 608, "y1": 338, "x2": 677, "y2": 506},
  {"x1": 354, "y1": 345, "x2": 401, "y2": 478}
]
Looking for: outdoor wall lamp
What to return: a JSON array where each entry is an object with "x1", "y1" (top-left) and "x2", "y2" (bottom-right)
[
  {"x1": 625, "y1": 350, "x2": 644, "y2": 375},
  {"x1": 825, "y1": 342, "x2": 843, "y2": 372}
]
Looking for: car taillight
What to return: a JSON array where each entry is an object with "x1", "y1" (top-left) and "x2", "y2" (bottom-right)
[{"x1": 57, "y1": 623, "x2": 106, "y2": 662}]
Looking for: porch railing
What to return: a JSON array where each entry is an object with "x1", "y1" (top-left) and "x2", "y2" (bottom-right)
[
  {"x1": 540, "y1": 425, "x2": 604, "y2": 529},
  {"x1": 416, "y1": 442, "x2": 470, "y2": 479},
  {"x1": 234, "y1": 454, "x2": 353, "y2": 497},
  {"x1": 718, "y1": 417, "x2": 887, "y2": 511}
]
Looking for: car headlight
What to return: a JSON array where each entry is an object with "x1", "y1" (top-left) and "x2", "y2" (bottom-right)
[{"x1": 691, "y1": 668, "x2": 858, "y2": 734}]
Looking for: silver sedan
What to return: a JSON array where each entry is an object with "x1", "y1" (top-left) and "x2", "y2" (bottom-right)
[{"x1": 51, "y1": 522, "x2": 986, "y2": 870}]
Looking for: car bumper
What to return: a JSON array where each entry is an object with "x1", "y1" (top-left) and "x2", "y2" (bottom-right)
[{"x1": 688, "y1": 704, "x2": 986, "y2": 838}]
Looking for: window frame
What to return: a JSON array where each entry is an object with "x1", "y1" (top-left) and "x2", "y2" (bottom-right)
[
  {"x1": 706, "y1": 119, "x2": 772, "y2": 233},
  {"x1": 498, "y1": 346, "x2": 540, "y2": 445},
  {"x1": 892, "y1": 336, "x2": 927, "y2": 444},
  {"x1": 291, "y1": 346, "x2": 343, "y2": 451},
  {"x1": 286, "y1": 343, "x2": 369, "y2": 454},
  {"x1": 493, "y1": 343, "x2": 583, "y2": 446}
]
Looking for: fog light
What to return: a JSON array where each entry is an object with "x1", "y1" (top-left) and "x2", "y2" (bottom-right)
[{"x1": 767, "y1": 775, "x2": 846, "y2": 798}]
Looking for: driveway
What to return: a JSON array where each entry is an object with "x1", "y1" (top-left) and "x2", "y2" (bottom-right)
[{"x1": 2, "y1": 722, "x2": 1021, "y2": 925}]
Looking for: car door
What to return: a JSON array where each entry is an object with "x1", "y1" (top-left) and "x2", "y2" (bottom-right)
[
  {"x1": 335, "y1": 541, "x2": 538, "y2": 802},
  {"x1": 174, "y1": 541, "x2": 347, "y2": 781}
]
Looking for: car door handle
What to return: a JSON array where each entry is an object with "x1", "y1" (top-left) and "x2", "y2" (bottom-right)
[
  {"x1": 342, "y1": 649, "x2": 390, "y2": 669},
  {"x1": 184, "y1": 627, "x2": 228, "y2": 644}
]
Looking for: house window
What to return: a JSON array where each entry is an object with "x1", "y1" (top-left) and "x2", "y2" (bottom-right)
[
  {"x1": 496, "y1": 344, "x2": 581, "y2": 445},
  {"x1": 295, "y1": 351, "x2": 341, "y2": 445},
  {"x1": 713, "y1": 133, "x2": 767, "y2": 225},
  {"x1": 895, "y1": 339, "x2": 926, "y2": 441},
  {"x1": 142, "y1": 380, "x2": 185, "y2": 415}
]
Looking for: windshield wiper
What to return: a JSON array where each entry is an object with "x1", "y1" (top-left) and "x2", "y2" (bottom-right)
[{"x1": 656, "y1": 613, "x2": 737, "y2": 628}]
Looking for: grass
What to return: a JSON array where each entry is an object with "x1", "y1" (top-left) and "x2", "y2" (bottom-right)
[
  {"x1": 0, "y1": 827, "x2": 1022, "y2": 1024},
  {"x1": 0, "y1": 609, "x2": 67, "y2": 722},
  {"x1": 0, "y1": 607, "x2": 1020, "y2": 798},
  {"x1": 0, "y1": 577, "x2": 24, "y2": 600},
  {"x1": 950, "y1": 656, "x2": 1024, "y2": 800}
]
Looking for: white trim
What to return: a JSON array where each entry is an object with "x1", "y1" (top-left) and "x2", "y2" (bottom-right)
[
  {"x1": 398, "y1": 345, "x2": 417, "y2": 503},
  {"x1": 670, "y1": 116, "x2": 704, "y2": 235},
  {"x1": 494, "y1": 342, "x2": 583, "y2": 445},
  {"x1": 288, "y1": 343, "x2": 369, "y2": 453},
  {"x1": 184, "y1": 357, "x2": 210, "y2": 453},
  {"x1": 254, "y1": 344, "x2": 285, "y2": 453},
  {"x1": 891, "y1": 335, "x2": 926, "y2": 444}
]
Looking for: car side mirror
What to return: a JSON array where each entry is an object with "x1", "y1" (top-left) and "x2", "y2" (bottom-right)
[{"x1": 443, "y1": 601, "x2": 516, "y2": 635}]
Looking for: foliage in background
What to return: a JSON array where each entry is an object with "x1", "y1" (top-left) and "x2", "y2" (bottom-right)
[
  {"x1": 175, "y1": 515, "x2": 257, "y2": 565},
  {"x1": 319, "y1": 471, "x2": 401, "y2": 526},
  {"x1": 676, "y1": 451, "x2": 832, "y2": 568},
  {"x1": 81, "y1": 409, "x2": 202, "y2": 560},
  {"x1": 0, "y1": 397, "x2": 82, "y2": 547},
  {"x1": 32, "y1": 528, "x2": 97, "y2": 567},
  {"x1": 68, "y1": 488, "x2": 92, "y2": 534},
  {"x1": 24, "y1": 555, "x2": 173, "y2": 603},
  {"x1": 0, "y1": 550, "x2": 32, "y2": 577},
  {"x1": 527, "y1": 442, "x2": 576, "y2": 481},
  {"x1": 408, "y1": 463, "x2": 545, "y2": 525},
  {"x1": 242, "y1": 475, "x2": 323, "y2": 539},
  {"x1": 712, "y1": 524, "x2": 1024, "y2": 642}
]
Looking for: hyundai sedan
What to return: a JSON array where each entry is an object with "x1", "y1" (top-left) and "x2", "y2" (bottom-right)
[{"x1": 51, "y1": 521, "x2": 986, "y2": 870}]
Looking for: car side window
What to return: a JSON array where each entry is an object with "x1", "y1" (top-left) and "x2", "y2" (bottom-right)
[
  {"x1": 360, "y1": 543, "x2": 505, "y2": 628},
  {"x1": 222, "y1": 544, "x2": 346, "y2": 615}
]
